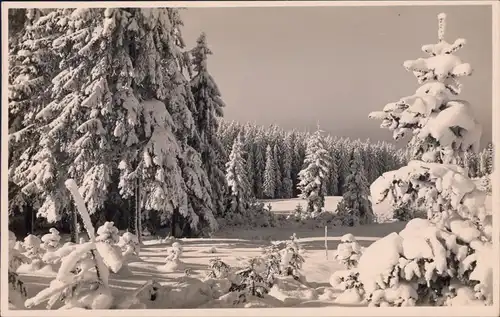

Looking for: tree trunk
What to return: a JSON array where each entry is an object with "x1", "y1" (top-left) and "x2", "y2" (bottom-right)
[
  {"x1": 171, "y1": 207, "x2": 178, "y2": 238},
  {"x1": 24, "y1": 203, "x2": 35, "y2": 235},
  {"x1": 135, "y1": 178, "x2": 142, "y2": 244},
  {"x1": 70, "y1": 205, "x2": 78, "y2": 243},
  {"x1": 128, "y1": 196, "x2": 136, "y2": 235}
]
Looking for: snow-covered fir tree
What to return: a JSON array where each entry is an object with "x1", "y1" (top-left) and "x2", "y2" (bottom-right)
[
  {"x1": 272, "y1": 144, "x2": 283, "y2": 198},
  {"x1": 225, "y1": 133, "x2": 253, "y2": 224},
  {"x1": 297, "y1": 127, "x2": 330, "y2": 215},
  {"x1": 7, "y1": 8, "x2": 222, "y2": 240},
  {"x1": 253, "y1": 130, "x2": 266, "y2": 198},
  {"x1": 280, "y1": 132, "x2": 295, "y2": 198},
  {"x1": 263, "y1": 145, "x2": 277, "y2": 198},
  {"x1": 335, "y1": 148, "x2": 374, "y2": 226},
  {"x1": 8, "y1": 9, "x2": 77, "y2": 238},
  {"x1": 364, "y1": 13, "x2": 492, "y2": 306},
  {"x1": 324, "y1": 135, "x2": 340, "y2": 196},
  {"x1": 189, "y1": 32, "x2": 228, "y2": 220}
]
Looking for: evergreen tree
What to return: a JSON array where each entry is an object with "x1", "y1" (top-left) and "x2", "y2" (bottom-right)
[
  {"x1": 485, "y1": 142, "x2": 494, "y2": 175},
  {"x1": 365, "y1": 13, "x2": 491, "y2": 306},
  {"x1": 253, "y1": 129, "x2": 266, "y2": 198},
  {"x1": 297, "y1": 127, "x2": 330, "y2": 215},
  {"x1": 225, "y1": 133, "x2": 252, "y2": 222},
  {"x1": 335, "y1": 149, "x2": 374, "y2": 226},
  {"x1": 280, "y1": 132, "x2": 294, "y2": 198},
  {"x1": 273, "y1": 144, "x2": 283, "y2": 198},
  {"x1": 189, "y1": 31, "x2": 228, "y2": 225},
  {"x1": 8, "y1": 9, "x2": 65, "y2": 233},
  {"x1": 263, "y1": 145, "x2": 277, "y2": 198},
  {"x1": 291, "y1": 132, "x2": 307, "y2": 196}
]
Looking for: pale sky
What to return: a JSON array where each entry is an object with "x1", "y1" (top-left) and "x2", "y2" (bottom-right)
[{"x1": 180, "y1": 5, "x2": 493, "y2": 148}]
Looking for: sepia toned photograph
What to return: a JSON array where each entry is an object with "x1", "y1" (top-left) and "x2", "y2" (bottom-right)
[{"x1": 2, "y1": 1, "x2": 498, "y2": 315}]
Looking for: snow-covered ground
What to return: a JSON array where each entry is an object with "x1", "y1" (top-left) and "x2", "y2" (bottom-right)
[{"x1": 16, "y1": 195, "x2": 492, "y2": 309}]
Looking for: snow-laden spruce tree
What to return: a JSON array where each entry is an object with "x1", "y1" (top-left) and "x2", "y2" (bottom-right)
[
  {"x1": 189, "y1": 32, "x2": 227, "y2": 217},
  {"x1": 297, "y1": 127, "x2": 330, "y2": 216},
  {"x1": 335, "y1": 148, "x2": 374, "y2": 226},
  {"x1": 272, "y1": 143, "x2": 283, "y2": 198},
  {"x1": 263, "y1": 145, "x2": 277, "y2": 198},
  {"x1": 225, "y1": 133, "x2": 253, "y2": 224},
  {"x1": 19, "y1": 8, "x2": 217, "y2": 239},
  {"x1": 324, "y1": 135, "x2": 340, "y2": 196},
  {"x1": 362, "y1": 13, "x2": 492, "y2": 306},
  {"x1": 280, "y1": 132, "x2": 295, "y2": 198},
  {"x1": 8, "y1": 9, "x2": 76, "y2": 236},
  {"x1": 253, "y1": 129, "x2": 267, "y2": 198}
]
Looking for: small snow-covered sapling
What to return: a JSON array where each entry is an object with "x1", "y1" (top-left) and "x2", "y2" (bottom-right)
[
  {"x1": 41, "y1": 228, "x2": 61, "y2": 252},
  {"x1": 23, "y1": 234, "x2": 43, "y2": 261},
  {"x1": 207, "y1": 257, "x2": 231, "y2": 279},
  {"x1": 159, "y1": 241, "x2": 185, "y2": 272},
  {"x1": 334, "y1": 234, "x2": 363, "y2": 269},
  {"x1": 232, "y1": 257, "x2": 269, "y2": 298},
  {"x1": 261, "y1": 244, "x2": 282, "y2": 286},
  {"x1": 330, "y1": 235, "x2": 366, "y2": 304},
  {"x1": 96, "y1": 221, "x2": 120, "y2": 244},
  {"x1": 280, "y1": 233, "x2": 305, "y2": 280},
  {"x1": 287, "y1": 203, "x2": 305, "y2": 222},
  {"x1": 165, "y1": 242, "x2": 183, "y2": 262},
  {"x1": 119, "y1": 232, "x2": 140, "y2": 257},
  {"x1": 95, "y1": 222, "x2": 124, "y2": 273}
]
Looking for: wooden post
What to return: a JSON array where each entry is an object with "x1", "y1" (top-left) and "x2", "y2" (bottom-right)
[{"x1": 325, "y1": 226, "x2": 328, "y2": 260}]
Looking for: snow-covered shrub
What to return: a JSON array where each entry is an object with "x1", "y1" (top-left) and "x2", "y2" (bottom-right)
[
  {"x1": 95, "y1": 221, "x2": 123, "y2": 273},
  {"x1": 41, "y1": 228, "x2": 61, "y2": 252},
  {"x1": 8, "y1": 231, "x2": 30, "y2": 309},
  {"x1": 25, "y1": 180, "x2": 116, "y2": 310},
  {"x1": 334, "y1": 234, "x2": 363, "y2": 269},
  {"x1": 96, "y1": 222, "x2": 120, "y2": 244},
  {"x1": 159, "y1": 242, "x2": 185, "y2": 272},
  {"x1": 329, "y1": 270, "x2": 365, "y2": 304},
  {"x1": 364, "y1": 13, "x2": 491, "y2": 307},
  {"x1": 230, "y1": 257, "x2": 269, "y2": 298},
  {"x1": 23, "y1": 234, "x2": 42, "y2": 258},
  {"x1": 18, "y1": 234, "x2": 44, "y2": 272},
  {"x1": 261, "y1": 244, "x2": 282, "y2": 286},
  {"x1": 329, "y1": 234, "x2": 365, "y2": 304},
  {"x1": 203, "y1": 258, "x2": 234, "y2": 298},
  {"x1": 207, "y1": 257, "x2": 231, "y2": 279},
  {"x1": 280, "y1": 233, "x2": 305, "y2": 281},
  {"x1": 288, "y1": 203, "x2": 305, "y2": 221},
  {"x1": 247, "y1": 201, "x2": 278, "y2": 228},
  {"x1": 118, "y1": 232, "x2": 140, "y2": 257}
]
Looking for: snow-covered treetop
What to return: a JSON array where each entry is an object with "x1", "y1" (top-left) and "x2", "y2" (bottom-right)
[{"x1": 369, "y1": 13, "x2": 481, "y2": 164}]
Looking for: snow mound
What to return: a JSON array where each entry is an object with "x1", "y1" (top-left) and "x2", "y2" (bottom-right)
[{"x1": 268, "y1": 276, "x2": 317, "y2": 305}]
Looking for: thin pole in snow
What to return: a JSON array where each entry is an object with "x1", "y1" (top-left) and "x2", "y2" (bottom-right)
[{"x1": 325, "y1": 226, "x2": 328, "y2": 260}]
